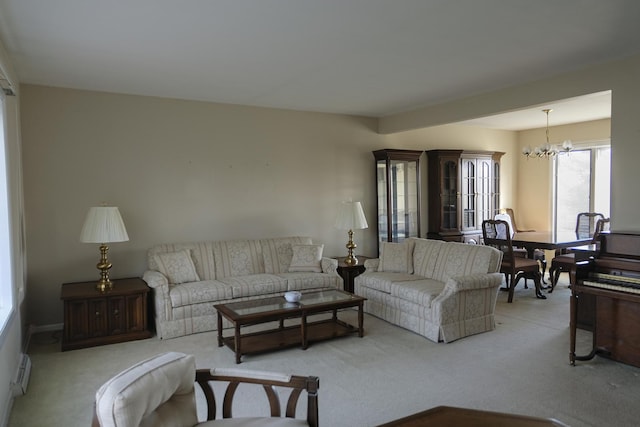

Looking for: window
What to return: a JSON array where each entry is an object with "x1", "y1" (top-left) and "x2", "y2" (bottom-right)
[
  {"x1": 554, "y1": 143, "x2": 611, "y2": 233},
  {"x1": 0, "y1": 91, "x2": 14, "y2": 333}
]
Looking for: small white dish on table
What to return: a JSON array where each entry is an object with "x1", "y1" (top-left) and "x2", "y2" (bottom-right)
[{"x1": 284, "y1": 291, "x2": 302, "y2": 303}]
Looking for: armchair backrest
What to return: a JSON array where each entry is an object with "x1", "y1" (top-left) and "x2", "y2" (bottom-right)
[{"x1": 93, "y1": 352, "x2": 198, "y2": 427}]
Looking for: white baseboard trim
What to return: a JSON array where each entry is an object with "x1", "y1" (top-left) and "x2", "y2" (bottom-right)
[{"x1": 28, "y1": 323, "x2": 63, "y2": 334}]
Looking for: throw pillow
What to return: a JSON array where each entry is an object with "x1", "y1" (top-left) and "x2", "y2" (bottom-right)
[
  {"x1": 378, "y1": 241, "x2": 413, "y2": 273},
  {"x1": 153, "y1": 249, "x2": 200, "y2": 284},
  {"x1": 288, "y1": 244, "x2": 324, "y2": 273}
]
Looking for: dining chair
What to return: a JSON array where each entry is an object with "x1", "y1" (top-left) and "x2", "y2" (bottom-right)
[
  {"x1": 495, "y1": 213, "x2": 547, "y2": 285},
  {"x1": 548, "y1": 211, "x2": 605, "y2": 280},
  {"x1": 548, "y1": 218, "x2": 610, "y2": 292},
  {"x1": 575, "y1": 212, "x2": 606, "y2": 239},
  {"x1": 482, "y1": 219, "x2": 545, "y2": 303},
  {"x1": 92, "y1": 351, "x2": 320, "y2": 427},
  {"x1": 503, "y1": 208, "x2": 535, "y2": 232}
]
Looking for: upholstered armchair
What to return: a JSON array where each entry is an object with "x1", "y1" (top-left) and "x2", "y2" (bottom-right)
[{"x1": 92, "y1": 352, "x2": 319, "y2": 427}]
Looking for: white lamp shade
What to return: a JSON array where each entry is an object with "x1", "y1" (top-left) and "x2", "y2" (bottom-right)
[
  {"x1": 80, "y1": 206, "x2": 129, "y2": 243},
  {"x1": 335, "y1": 201, "x2": 368, "y2": 230}
]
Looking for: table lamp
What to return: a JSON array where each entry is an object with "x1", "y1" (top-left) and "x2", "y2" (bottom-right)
[
  {"x1": 335, "y1": 201, "x2": 368, "y2": 266},
  {"x1": 80, "y1": 206, "x2": 129, "y2": 292}
]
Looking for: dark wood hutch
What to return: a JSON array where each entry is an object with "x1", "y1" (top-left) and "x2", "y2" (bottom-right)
[{"x1": 426, "y1": 150, "x2": 504, "y2": 243}]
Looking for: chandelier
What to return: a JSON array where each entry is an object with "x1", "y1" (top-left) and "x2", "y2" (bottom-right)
[{"x1": 522, "y1": 109, "x2": 573, "y2": 159}]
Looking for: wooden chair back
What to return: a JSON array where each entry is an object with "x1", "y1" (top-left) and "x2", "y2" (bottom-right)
[
  {"x1": 575, "y1": 212, "x2": 605, "y2": 239},
  {"x1": 195, "y1": 368, "x2": 319, "y2": 427},
  {"x1": 503, "y1": 208, "x2": 535, "y2": 232},
  {"x1": 482, "y1": 219, "x2": 515, "y2": 263},
  {"x1": 483, "y1": 219, "x2": 544, "y2": 302}
]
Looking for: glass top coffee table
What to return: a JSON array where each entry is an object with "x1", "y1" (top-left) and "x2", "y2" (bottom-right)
[{"x1": 215, "y1": 289, "x2": 366, "y2": 363}]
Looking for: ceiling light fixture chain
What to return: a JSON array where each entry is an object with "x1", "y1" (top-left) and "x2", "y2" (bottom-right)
[{"x1": 522, "y1": 109, "x2": 573, "y2": 159}]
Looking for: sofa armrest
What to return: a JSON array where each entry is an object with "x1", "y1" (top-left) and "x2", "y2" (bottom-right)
[
  {"x1": 363, "y1": 258, "x2": 379, "y2": 271},
  {"x1": 143, "y1": 270, "x2": 172, "y2": 329},
  {"x1": 445, "y1": 272, "x2": 503, "y2": 292},
  {"x1": 321, "y1": 257, "x2": 339, "y2": 275},
  {"x1": 143, "y1": 270, "x2": 169, "y2": 288}
]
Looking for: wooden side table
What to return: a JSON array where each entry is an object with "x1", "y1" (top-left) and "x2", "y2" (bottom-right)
[
  {"x1": 61, "y1": 277, "x2": 153, "y2": 351},
  {"x1": 336, "y1": 256, "x2": 369, "y2": 293}
]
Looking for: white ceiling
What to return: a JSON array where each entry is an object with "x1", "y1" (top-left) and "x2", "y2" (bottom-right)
[{"x1": 0, "y1": 1, "x2": 637, "y2": 130}]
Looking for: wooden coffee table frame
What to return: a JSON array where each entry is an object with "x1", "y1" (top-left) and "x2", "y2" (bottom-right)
[{"x1": 215, "y1": 290, "x2": 365, "y2": 364}]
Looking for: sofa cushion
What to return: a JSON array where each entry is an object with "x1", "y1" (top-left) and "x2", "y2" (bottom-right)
[
  {"x1": 169, "y1": 280, "x2": 233, "y2": 308},
  {"x1": 390, "y1": 279, "x2": 446, "y2": 307},
  {"x1": 431, "y1": 242, "x2": 497, "y2": 283},
  {"x1": 288, "y1": 244, "x2": 324, "y2": 273},
  {"x1": 214, "y1": 240, "x2": 264, "y2": 278},
  {"x1": 410, "y1": 237, "x2": 446, "y2": 279},
  {"x1": 148, "y1": 242, "x2": 216, "y2": 281},
  {"x1": 278, "y1": 272, "x2": 341, "y2": 291},
  {"x1": 356, "y1": 272, "x2": 422, "y2": 294},
  {"x1": 378, "y1": 241, "x2": 413, "y2": 273},
  {"x1": 218, "y1": 274, "x2": 288, "y2": 298},
  {"x1": 261, "y1": 237, "x2": 313, "y2": 274},
  {"x1": 154, "y1": 249, "x2": 201, "y2": 284}
]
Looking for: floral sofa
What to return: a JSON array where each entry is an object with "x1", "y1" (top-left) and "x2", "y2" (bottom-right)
[
  {"x1": 354, "y1": 237, "x2": 503, "y2": 343},
  {"x1": 143, "y1": 236, "x2": 341, "y2": 339}
]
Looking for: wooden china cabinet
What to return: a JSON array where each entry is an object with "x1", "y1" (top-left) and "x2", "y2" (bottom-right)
[{"x1": 426, "y1": 150, "x2": 503, "y2": 243}]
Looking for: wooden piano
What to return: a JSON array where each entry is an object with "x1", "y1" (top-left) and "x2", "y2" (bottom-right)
[{"x1": 570, "y1": 232, "x2": 640, "y2": 367}]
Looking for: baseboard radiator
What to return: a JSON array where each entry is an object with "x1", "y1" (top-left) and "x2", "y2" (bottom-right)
[{"x1": 12, "y1": 353, "x2": 31, "y2": 396}]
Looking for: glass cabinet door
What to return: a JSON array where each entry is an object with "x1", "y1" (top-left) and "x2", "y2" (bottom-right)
[
  {"x1": 492, "y1": 155, "x2": 502, "y2": 220},
  {"x1": 461, "y1": 158, "x2": 476, "y2": 231},
  {"x1": 442, "y1": 159, "x2": 458, "y2": 230},
  {"x1": 427, "y1": 150, "x2": 503, "y2": 242},
  {"x1": 477, "y1": 157, "x2": 493, "y2": 227},
  {"x1": 374, "y1": 149, "x2": 422, "y2": 247}
]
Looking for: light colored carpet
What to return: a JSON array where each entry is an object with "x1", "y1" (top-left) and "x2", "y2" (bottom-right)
[{"x1": 8, "y1": 276, "x2": 640, "y2": 427}]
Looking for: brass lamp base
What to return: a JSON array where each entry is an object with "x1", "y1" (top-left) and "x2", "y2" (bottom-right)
[
  {"x1": 95, "y1": 243, "x2": 114, "y2": 292},
  {"x1": 344, "y1": 229, "x2": 359, "y2": 266}
]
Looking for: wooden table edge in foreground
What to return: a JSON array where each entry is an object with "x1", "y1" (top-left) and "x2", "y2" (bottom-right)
[{"x1": 377, "y1": 405, "x2": 570, "y2": 427}]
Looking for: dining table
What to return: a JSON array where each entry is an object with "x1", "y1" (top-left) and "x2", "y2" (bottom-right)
[{"x1": 511, "y1": 231, "x2": 594, "y2": 259}]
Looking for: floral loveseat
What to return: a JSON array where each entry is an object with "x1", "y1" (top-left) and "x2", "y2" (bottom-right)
[
  {"x1": 143, "y1": 236, "x2": 341, "y2": 339},
  {"x1": 354, "y1": 237, "x2": 503, "y2": 343}
]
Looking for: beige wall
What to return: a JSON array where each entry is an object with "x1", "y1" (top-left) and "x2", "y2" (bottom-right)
[
  {"x1": 21, "y1": 85, "x2": 523, "y2": 327},
  {"x1": 20, "y1": 85, "x2": 380, "y2": 326}
]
